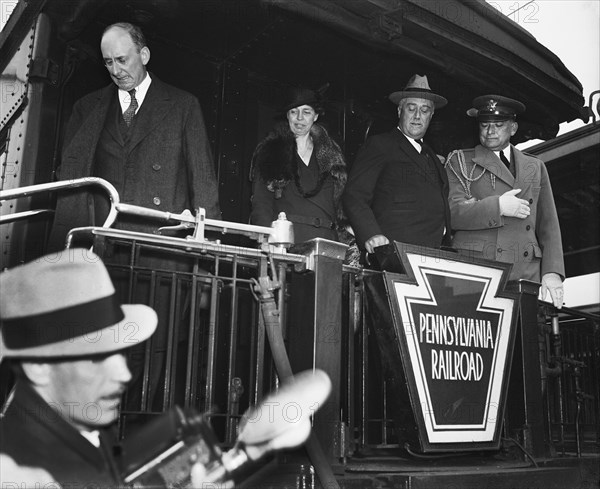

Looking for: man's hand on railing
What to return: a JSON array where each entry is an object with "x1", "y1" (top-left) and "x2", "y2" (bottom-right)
[{"x1": 365, "y1": 234, "x2": 389, "y2": 254}]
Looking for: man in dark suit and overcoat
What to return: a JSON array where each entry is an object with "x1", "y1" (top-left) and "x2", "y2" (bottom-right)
[
  {"x1": 46, "y1": 23, "x2": 221, "y2": 410},
  {"x1": 48, "y1": 22, "x2": 221, "y2": 249},
  {"x1": 343, "y1": 74, "x2": 451, "y2": 258}
]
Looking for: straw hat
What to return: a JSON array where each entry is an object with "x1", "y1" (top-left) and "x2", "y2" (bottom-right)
[
  {"x1": 0, "y1": 249, "x2": 157, "y2": 359},
  {"x1": 389, "y1": 74, "x2": 448, "y2": 109}
]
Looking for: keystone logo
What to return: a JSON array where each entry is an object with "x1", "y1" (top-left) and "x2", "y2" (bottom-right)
[{"x1": 386, "y1": 249, "x2": 516, "y2": 446}]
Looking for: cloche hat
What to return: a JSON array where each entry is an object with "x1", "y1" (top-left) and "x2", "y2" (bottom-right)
[
  {"x1": 281, "y1": 83, "x2": 329, "y2": 114},
  {"x1": 0, "y1": 248, "x2": 157, "y2": 359},
  {"x1": 389, "y1": 74, "x2": 448, "y2": 109}
]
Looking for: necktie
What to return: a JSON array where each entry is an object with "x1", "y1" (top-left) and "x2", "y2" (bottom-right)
[
  {"x1": 123, "y1": 89, "x2": 138, "y2": 126},
  {"x1": 417, "y1": 139, "x2": 424, "y2": 153},
  {"x1": 499, "y1": 151, "x2": 510, "y2": 169}
]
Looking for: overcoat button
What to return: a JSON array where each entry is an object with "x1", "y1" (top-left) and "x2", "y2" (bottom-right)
[
  {"x1": 153, "y1": 197, "x2": 161, "y2": 206},
  {"x1": 497, "y1": 248, "x2": 502, "y2": 253},
  {"x1": 152, "y1": 164, "x2": 161, "y2": 171},
  {"x1": 526, "y1": 225, "x2": 531, "y2": 230},
  {"x1": 524, "y1": 251, "x2": 529, "y2": 257},
  {"x1": 529, "y1": 198, "x2": 533, "y2": 204}
]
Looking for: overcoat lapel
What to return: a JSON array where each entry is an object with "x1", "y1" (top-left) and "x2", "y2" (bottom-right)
[
  {"x1": 394, "y1": 130, "x2": 431, "y2": 181},
  {"x1": 511, "y1": 145, "x2": 526, "y2": 181},
  {"x1": 13, "y1": 382, "x2": 111, "y2": 472},
  {"x1": 127, "y1": 79, "x2": 174, "y2": 153},
  {"x1": 471, "y1": 144, "x2": 515, "y2": 187},
  {"x1": 65, "y1": 86, "x2": 116, "y2": 175},
  {"x1": 103, "y1": 90, "x2": 125, "y2": 147},
  {"x1": 422, "y1": 143, "x2": 448, "y2": 185}
]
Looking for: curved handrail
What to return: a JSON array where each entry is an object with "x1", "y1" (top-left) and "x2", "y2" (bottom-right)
[
  {"x1": 0, "y1": 177, "x2": 120, "y2": 227},
  {"x1": 1, "y1": 177, "x2": 293, "y2": 248}
]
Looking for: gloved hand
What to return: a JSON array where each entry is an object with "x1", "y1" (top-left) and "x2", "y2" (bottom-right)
[
  {"x1": 365, "y1": 234, "x2": 390, "y2": 254},
  {"x1": 540, "y1": 272, "x2": 564, "y2": 309},
  {"x1": 499, "y1": 189, "x2": 530, "y2": 218}
]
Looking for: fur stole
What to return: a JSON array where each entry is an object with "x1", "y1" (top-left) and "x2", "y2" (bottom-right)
[{"x1": 250, "y1": 122, "x2": 347, "y2": 208}]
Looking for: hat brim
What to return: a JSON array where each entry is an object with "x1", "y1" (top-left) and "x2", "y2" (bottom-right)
[
  {"x1": 466, "y1": 108, "x2": 516, "y2": 121},
  {"x1": 281, "y1": 98, "x2": 320, "y2": 114},
  {"x1": 0, "y1": 304, "x2": 157, "y2": 359},
  {"x1": 389, "y1": 90, "x2": 448, "y2": 109}
]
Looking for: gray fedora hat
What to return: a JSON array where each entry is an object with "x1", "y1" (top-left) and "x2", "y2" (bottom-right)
[
  {"x1": 0, "y1": 249, "x2": 157, "y2": 359},
  {"x1": 389, "y1": 74, "x2": 448, "y2": 109}
]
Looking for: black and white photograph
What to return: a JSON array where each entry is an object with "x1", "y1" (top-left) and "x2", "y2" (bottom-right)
[{"x1": 1, "y1": 1, "x2": 598, "y2": 487}]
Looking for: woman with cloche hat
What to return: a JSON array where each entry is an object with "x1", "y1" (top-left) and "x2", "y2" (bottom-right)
[{"x1": 249, "y1": 85, "x2": 348, "y2": 244}]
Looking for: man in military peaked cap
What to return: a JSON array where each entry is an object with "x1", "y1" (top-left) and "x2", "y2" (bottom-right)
[
  {"x1": 445, "y1": 95, "x2": 564, "y2": 307},
  {"x1": 343, "y1": 74, "x2": 451, "y2": 258}
]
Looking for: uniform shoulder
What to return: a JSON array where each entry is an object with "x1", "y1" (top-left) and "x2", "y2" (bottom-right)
[
  {"x1": 514, "y1": 147, "x2": 543, "y2": 163},
  {"x1": 520, "y1": 150, "x2": 542, "y2": 160},
  {"x1": 444, "y1": 147, "x2": 475, "y2": 166}
]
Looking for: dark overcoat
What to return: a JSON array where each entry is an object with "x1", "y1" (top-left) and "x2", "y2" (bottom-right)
[
  {"x1": 343, "y1": 128, "x2": 451, "y2": 249},
  {"x1": 445, "y1": 144, "x2": 564, "y2": 281},
  {"x1": 48, "y1": 75, "x2": 221, "y2": 250},
  {"x1": 0, "y1": 381, "x2": 123, "y2": 488}
]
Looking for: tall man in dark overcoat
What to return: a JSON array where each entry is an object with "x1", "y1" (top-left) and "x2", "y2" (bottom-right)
[
  {"x1": 46, "y1": 22, "x2": 221, "y2": 410},
  {"x1": 445, "y1": 95, "x2": 564, "y2": 307},
  {"x1": 343, "y1": 74, "x2": 451, "y2": 257},
  {"x1": 48, "y1": 22, "x2": 221, "y2": 249}
]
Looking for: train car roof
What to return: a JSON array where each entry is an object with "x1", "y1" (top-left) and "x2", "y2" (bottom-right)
[{"x1": 0, "y1": 0, "x2": 589, "y2": 145}]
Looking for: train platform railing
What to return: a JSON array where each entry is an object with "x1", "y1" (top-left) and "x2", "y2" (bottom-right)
[
  {"x1": 75, "y1": 231, "x2": 306, "y2": 443},
  {"x1": 538, "y1": 302, "x2": 599, "y2": 457},
  {"x1": 0, "y1": 177, "x2": 309, "y2": 438},
  {"x1": 343, "y1": 267, "x2": 600, "y2": 460},
  {"x1": 2, "y1": 179, "x2": 598, "y2": 466}
]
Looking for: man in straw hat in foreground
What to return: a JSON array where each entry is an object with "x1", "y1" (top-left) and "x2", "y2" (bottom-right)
[
  {"x1": 343, "y1": 74, "x2": 451, "y2": 260},
  {"x1": 445, "y1": 95, "x2": 564, "y2": 308},
  {"x1": 0, "y1": 249, "x2": 221, "y2": 487},
  {"x1": 0, "y1": 249, "x2": 157, "y2": 486}
]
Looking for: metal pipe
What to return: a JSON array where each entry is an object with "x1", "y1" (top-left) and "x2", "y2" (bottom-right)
[
  {"x1": 0, "y1": 177, "x2": 120, "y2": 227},
  {"x1": 1, "y1": 178, "x2": 294, "y2": 251},
  {"x1": 551, "y1": 314, "x2": 566, "y2": 455},
  {"x1": 0, "y1": 209, "x2": 53, "y2": 224}
]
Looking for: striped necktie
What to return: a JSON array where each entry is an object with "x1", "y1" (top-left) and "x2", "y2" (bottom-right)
[{"x1": 123, "y1": 89, "x2": 138, "y2": 126}]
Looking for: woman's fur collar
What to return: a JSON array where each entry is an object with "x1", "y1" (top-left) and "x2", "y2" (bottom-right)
[{"x1": 251, "y1": 122, "x2": 347, "y2": 204}]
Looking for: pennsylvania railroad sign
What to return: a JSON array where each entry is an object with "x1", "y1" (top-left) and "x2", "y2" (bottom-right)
[{"x1": 383, "y1": 244, "x2": 517, "y2": 450}]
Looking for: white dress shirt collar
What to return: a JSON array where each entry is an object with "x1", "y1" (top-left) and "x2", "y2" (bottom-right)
[
  {"x1": 79, "y1": 429, "x2": 101, "y2": 448},
  {"x1": 494, "y1": 145, "x2": 511, "y2": 162},
  {"x1": 397, "y1": 127, "x2": 422, "y2": 153},
  {"x1": 118, "y1": 72, "x2": 152, "y2": 114}
]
